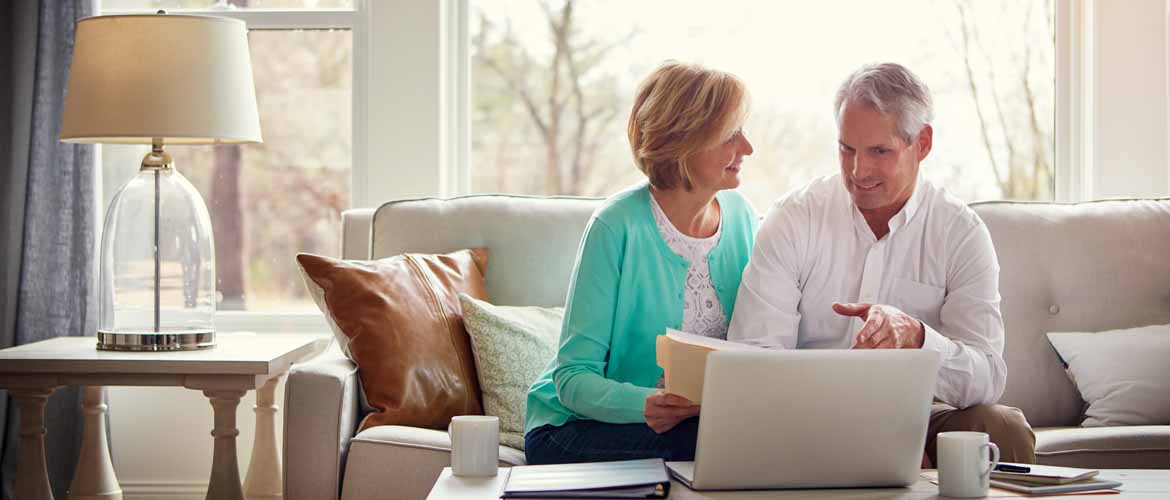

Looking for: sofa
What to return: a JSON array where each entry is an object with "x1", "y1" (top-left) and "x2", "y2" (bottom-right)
[{"x1": 283, "y1": 194, "x2": 1170, "y2": 500}]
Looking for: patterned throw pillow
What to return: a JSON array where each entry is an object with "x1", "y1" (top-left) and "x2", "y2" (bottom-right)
[{"x1": 458, "y1": 293, "x2": 563, "y2": 450}]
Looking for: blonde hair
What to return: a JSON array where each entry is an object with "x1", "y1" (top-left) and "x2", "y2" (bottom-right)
[{"x1": 628, "y1": 61, "x2": 749, "y2": 191}]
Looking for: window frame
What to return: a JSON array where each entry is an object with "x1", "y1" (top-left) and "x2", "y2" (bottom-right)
[{"x1": 1056, "y1": 0, "x2": 1092, "y2": 202}]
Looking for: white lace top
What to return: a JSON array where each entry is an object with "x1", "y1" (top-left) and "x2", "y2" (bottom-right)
[{"x1": 649, "y1": 194, "x2": 728, "y2": 339}]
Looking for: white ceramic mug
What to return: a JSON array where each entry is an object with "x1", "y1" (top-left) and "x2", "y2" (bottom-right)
[
  {"x1": 937, "y1": 431, "x2": 1001, "y2": 498},
  {"x1": 448, "y1": 415, "x2": 499, "y2": 477}
]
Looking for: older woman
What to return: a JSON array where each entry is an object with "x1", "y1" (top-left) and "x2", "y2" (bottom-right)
[{"x1": 523, "y1": 61, "x2": 758, "y2": 465}]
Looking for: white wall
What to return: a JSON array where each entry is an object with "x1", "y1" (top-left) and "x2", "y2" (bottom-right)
[{"x1": 1091, "y1": 0, "x2": 1170, "y2": 199}]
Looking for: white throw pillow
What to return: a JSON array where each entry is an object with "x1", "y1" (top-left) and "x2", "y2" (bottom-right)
[
  {"x1": 459, "y1": 293, "x2": 563, "y2": 450},
  {"x1": 1047, "y1": 325, "x2": 1170, "y2": 427}
]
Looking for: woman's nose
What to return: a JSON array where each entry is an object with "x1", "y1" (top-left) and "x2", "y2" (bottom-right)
[{"x1": 739, "y1": 135, "x2": 754, "y2": 156}]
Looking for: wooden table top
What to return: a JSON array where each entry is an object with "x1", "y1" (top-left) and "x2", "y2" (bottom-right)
[{"x1": 0, "y1": 333, "x2": 330, "y2": 376}]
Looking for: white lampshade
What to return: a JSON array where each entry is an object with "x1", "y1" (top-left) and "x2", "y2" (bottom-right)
[{"x1": 61, "y1": 14, "x2": 262, "y2": 144}]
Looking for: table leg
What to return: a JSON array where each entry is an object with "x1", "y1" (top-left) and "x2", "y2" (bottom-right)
[
  {"x1": 13, "y1": 387, "x2": 56, "y2": 500},
  {"x1": 244, "y1": 377, "x2": 281, "y2": 500},
  {"x1": 69, "y1": 386, "x2": 122, "y2": 500},
  {"x1": 204, "y1": 389, "x2": 246, "y2": 500}
]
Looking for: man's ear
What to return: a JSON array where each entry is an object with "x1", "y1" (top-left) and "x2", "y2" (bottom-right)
[{"x1": 916, "y1": 125, "x2": 933, "y2": 161}]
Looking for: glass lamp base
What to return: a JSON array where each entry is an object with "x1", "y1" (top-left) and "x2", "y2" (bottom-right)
[{"x1": 96, "y1": 329, "x2": 216, "y2": 351}]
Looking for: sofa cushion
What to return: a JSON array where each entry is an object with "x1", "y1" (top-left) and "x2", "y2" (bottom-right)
[
  {"x1": 972, "y1": 199, "x2": 1170, "y2": 427},
  {"x1": 1048, "y1": 325, "x2": 1170, "y2": 427},
  {"x1": 297, "y1": 249, "x2": 489, "y2": 431},
  {"x1": 370, "y1": 195, "x2": 601, "y2": 307},
  {"x1": 1035, "y1": 426, "x2": 1170, "y2": 469},
  {"x1": 459, "y1": 294, "x2": 563, "y2": 450}
]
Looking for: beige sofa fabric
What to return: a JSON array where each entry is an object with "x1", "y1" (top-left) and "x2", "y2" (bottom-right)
[
  {"x1": 1036, "y1": 426, "x2": 1170, "y2": 468},
  {"x1": 341, "y1": 426, "x2": 525, "y2": 500},
  {"x1": 971, "y1": 199, "x2": 1170, "y2": 427},
  {"x1": 284, "y1": 345, "x2": 361, "y2": 500},
  {"x1": 341, "y1": 208, "x2": 374, "y2": 260},
  {"x1": 369, "y1": 195, "x2": 600, "y2": 307}
]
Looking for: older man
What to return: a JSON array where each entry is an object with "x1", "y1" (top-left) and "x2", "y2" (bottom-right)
[{"x1": 728, "y1": 63, "x2": 1035, "y2": 464}]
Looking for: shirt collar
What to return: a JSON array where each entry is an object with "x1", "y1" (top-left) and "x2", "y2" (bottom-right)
[{"x1": 849, "y1": 176, "x2": 924, "y2": 241}]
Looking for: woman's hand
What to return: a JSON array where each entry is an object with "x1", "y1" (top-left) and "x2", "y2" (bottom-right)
[{"x1": 644, "y1": 390, "x2": 700, "y2": 434}]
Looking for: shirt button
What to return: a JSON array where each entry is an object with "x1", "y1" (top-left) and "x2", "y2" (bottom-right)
[{"x1": 1049, "y1": 304, "x2": 1060, "y2": 315}]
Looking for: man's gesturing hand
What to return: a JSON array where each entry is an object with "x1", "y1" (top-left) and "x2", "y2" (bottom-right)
[
  {"x1": 644, "y1": 390, "x2": 700, "y2": 434},
  {"x1": 832, "y1": 302, "x2": 926, "y2": 349}
]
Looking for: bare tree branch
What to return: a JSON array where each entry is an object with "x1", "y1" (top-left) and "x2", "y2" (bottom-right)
[
  {"x1": 1021, "y1": 0, "x2": 1052, "y2": 199},
  {"x1": 955, "y1": 0, "x2": 1007, "y2": 192},
  {"x1": 477, "y1": 17, "x2": 550, "y2": 138},
  {"x1": 966, "y1": 0, "x2": 1023, "y2": 195},
  {"x1": 475, "y1": 0, "x2": 633, "y2": 196}
]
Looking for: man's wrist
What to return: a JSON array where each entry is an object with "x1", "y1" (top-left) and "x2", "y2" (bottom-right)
[{"x1": 914, "y1": 321, "x2": 926, "y2": 349}]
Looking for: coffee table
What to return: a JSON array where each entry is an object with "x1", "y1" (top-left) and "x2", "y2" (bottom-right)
[
  {"x1": 0, "y1": 333, "x2": 329, "y2": 500},
  {"x1": 426, "y1": 467, "x2": 1170, "y2": 499}
]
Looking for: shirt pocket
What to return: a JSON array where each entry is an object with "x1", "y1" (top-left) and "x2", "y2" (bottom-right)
[{"x1": 891, "y1": 277, "x2": 945, "y2": 328}]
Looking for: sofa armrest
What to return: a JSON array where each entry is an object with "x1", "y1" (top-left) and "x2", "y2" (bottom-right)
[
  {"x1": 340, "y1": 426, "x2": 527, "y2": 500},
  {"x1": 284, "y1": 346, "x2": 361, "y2": 500}
]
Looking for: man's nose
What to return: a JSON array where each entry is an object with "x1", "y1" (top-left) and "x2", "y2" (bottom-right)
[{"x1": 850, "y1": 153, "x2": 874, "y2": 179}]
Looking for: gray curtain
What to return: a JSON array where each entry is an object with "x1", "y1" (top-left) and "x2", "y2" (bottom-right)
[{"x1": 0, "y1": 1, "x2": 98, "y2": 499}]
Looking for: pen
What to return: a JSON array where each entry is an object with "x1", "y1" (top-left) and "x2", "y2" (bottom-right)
[{"x1": 995, "y1": 463, "x2": 1031, "y2": 473}]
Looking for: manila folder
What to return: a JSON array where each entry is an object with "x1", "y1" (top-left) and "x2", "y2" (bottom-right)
[{"x1": 654, "y1": 329, "x2": 769, "y2": 403}]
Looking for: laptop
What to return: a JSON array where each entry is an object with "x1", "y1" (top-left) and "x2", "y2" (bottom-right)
[{"x1": 666, "y1": 349, "x2": 940, "y2": 490}]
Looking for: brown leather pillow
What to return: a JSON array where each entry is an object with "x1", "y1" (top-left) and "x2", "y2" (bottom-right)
[{"x1": 296, "y1": 249, "x2": 488, "y2": 431}]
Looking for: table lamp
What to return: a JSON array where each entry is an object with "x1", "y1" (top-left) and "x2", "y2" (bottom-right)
[{"x1": 61, "y1": 13, "x2": 262, "y2": 351}]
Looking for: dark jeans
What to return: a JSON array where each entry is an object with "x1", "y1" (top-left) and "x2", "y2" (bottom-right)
[{"x1": 524, "y1": 418, "x2": 700, "y2": 465}]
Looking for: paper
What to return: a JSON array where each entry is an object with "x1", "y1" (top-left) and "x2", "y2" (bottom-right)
[{"x1": 654, "y1": 329, "x2": 770, "y2": 403}]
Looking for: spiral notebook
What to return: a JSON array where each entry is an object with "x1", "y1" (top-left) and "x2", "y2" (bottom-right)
[{"x1": 502, "y1": 458, "x2": 671, "y2": 499}]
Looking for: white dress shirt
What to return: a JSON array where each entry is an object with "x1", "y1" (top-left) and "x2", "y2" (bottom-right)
[{"x1": 728, "y1": 174, "x2": 1006, "y2": 408}]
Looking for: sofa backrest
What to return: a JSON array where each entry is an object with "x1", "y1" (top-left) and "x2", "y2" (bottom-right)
[
  {"x1": 342, "y1": 194, "x2": 603, "y2": 307},
  {"x1": 340, "y1": 194, "x2": 1170, "y2": 428},
  {"x1": 972, "y1": 198, "x2": 1170, "y2": 427}
]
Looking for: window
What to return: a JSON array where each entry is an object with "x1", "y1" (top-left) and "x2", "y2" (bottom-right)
[
  {"x1": 469, "y1": 0, "x2": 1056, "y2": 211},
  {"x1": 99, "y1": 1, "x2": 355, "y2": 329}
]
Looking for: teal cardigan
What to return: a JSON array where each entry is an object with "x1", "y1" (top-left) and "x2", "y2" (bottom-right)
[{"x1": 524, "y1": 183, "x2": 758, "y2": 434}]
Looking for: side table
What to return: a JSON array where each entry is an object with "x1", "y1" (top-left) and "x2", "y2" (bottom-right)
[{"x1": 0, "y1": 333, "x2": 329, "y2": 500}]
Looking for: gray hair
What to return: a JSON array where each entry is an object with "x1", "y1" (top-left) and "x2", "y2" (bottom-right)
[{"x1": 834, "y1": 63, "x2": 934, "y2": 143}]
